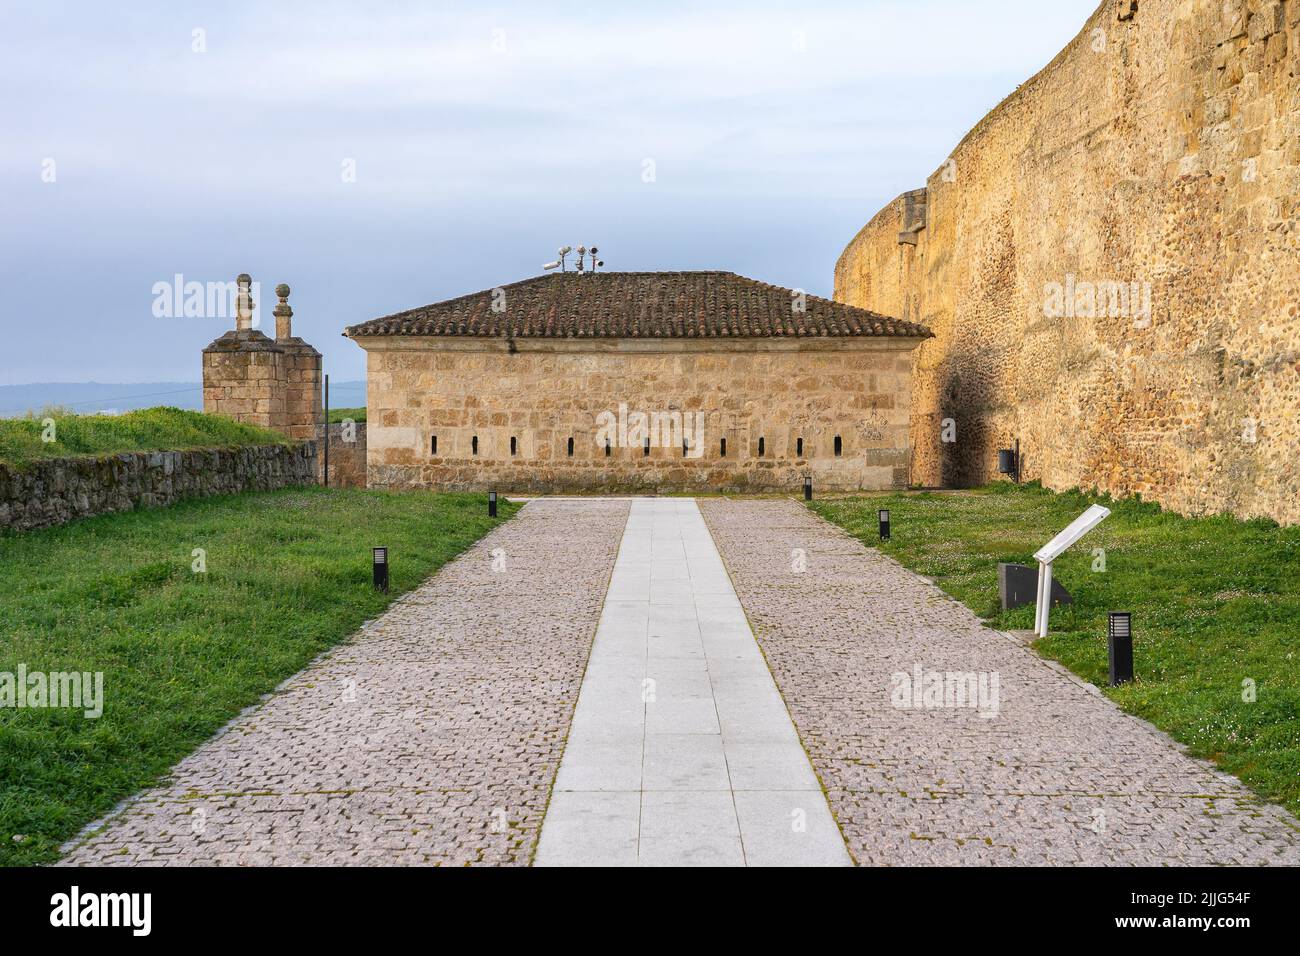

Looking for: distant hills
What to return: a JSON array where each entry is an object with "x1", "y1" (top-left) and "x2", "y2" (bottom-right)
[{"x1": 0, "y1": 381, "x2": 366, "y2": 418}]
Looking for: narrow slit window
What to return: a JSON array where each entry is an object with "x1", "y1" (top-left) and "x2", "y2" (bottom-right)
[
  {"x1": 720, "y1": 438, "x2": 727, "y2": 457},
  {"x1": 758, "y1": 437, "x2": 765, "y2": 457},
  {"x1": 797, "y1": 437, "x2": 804, "y2": 457},
  {"x1": 644, "y1": 438, "x2": 651, "y2": 457},
  {"x1": 605, "y1": 439, "x2": 612, "y2": 457},
  {"x1": 510, "y1": 436, "x2": 517, "y2": 456},
  {"x1": 834, "y1": 436, "x2": 842, "y2": 457},
  {"x1": 567, "y1": 437, "x2": 574, "y2": 457},
  {"x1": 471, "y1": 436, "x2": 479, "y2": 456},
  {"x1": 431, "y1": 435, "x2": 438, "y2": 455},
  {"x1": 682, "y1": 438, "x2": 689, "y2": 457}
]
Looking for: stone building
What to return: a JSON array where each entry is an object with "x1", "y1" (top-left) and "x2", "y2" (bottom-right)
[
  {"x1": 200, "y1": 274, "x2": 372, "y2": 489},
  {"x1": 835, "y1": 0, "x2": 1300, "y2": 525},
  {"x1": 202, "y1": 274, "x2": 322, "y2": 441},
  {"x1": 343, "y1": 271, "x2": 931, "y2": 493}
]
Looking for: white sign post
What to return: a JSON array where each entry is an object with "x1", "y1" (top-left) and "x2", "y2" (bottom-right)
[{"x1": 1031, "y1": 504, "x2": 1111, "y2": 637}]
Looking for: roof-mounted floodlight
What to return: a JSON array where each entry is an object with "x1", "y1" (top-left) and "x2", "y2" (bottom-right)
[
  {"x1": 543, "y1": 261, "x2": 560, "y2": 271},
  {"x1": 1032, "y1": 504, "x2": 1110, "y2": 637}
]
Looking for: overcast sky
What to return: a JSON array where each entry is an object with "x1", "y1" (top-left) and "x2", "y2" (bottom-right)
[{"x1": 0, "y1": 0, "x2": 1100, "y2": 385}]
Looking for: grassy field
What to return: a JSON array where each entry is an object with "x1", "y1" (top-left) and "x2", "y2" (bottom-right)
[
  {"x1": 0, "y1": 407, "x2": 287, "y2": 469},
  {"x1": 328, "y1": 407, "x2": 366, "y2": 423},
  {"x1": 0, "y1": 487, "x2": 518, "y2": 865},
  {"x1": 810, "y1": 483, "x2": 1300, "y2": 819}
]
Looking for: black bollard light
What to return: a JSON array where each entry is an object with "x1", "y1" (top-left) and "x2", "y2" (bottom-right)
[
  {"x1": 1108, "y1": 612, "x2": 1133, "y2": 685},
  {"x1": 879, "y1": 508, "x2": 891, "y2": 540},
  {"x1": 488, "y1": 490, "x2": 498, "y2": 518},
  {"x1": 803, "y1": 476, "x2": 812, "y2": 501},
  {"x1": 372, "y1": 547, "x2": 389, "y2": 593}
]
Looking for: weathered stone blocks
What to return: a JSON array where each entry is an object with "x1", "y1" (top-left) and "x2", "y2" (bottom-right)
[
  {"x1": 0, "y1": 443, "x2": 317, "y2": 532},
  {"x1": 201, "y1": 280, "x2": 322, "y2": 443},
  {"x1": 834, "y1": 0, "x2": 1300, "y2": 524},
  {"x1": 356, "y1": 340, "x2": 921, "y2": 493}
]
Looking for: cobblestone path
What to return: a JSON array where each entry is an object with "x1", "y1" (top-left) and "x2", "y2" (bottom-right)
[
  {"x1": 59, "y1": 496, "x2": 1299, "y2": 867},
  {"x1": 60, "y1": 499, "x2": 629, "y2": 866},
  {"x1": 699, "y1": 499, "x2": 1300, "y2": 866}
]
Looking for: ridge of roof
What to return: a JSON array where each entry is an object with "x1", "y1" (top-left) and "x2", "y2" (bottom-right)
[{"x1": 343, "y1": 270, "x2": 932, "y2": 340}]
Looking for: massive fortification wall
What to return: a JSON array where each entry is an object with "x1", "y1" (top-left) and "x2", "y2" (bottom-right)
[{"x1": 835, "y1": 0, "x2": 1300, "y2": 523}]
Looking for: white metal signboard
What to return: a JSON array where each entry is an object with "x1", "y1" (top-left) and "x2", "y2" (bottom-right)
[{"x1": 1033, "y1": 505, "x2": 1110, "y2": 637}]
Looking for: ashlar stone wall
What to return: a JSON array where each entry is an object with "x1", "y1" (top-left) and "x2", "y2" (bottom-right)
[
  {"x1": 835, "y1": 0, "x2": 1300, "y2": 524},
  {"x1": 202, "y1": 278, "x2": 321, "y2": 441},
  {"x1": 356, "y1": 338, "x2": 921, "y2": 493},
  {"x1": 316, "y1": 422, "x2": 368, "y2": 489}
]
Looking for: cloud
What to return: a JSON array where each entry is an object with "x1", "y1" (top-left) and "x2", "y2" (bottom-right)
[{"x1": 0, "y1": 0, "x2": 1100, "y2": 383}]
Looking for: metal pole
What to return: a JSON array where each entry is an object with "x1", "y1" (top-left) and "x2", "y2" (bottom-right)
[
  {"x1": 1034, "y1": 562, "x2": 1047, "y2": 636},
  {"x1": 1014, "y1": 438, "x2": 1021, "y2": 484},
  {"x1": 1038, "y1": 562, "x2": 1054, "y2": 637},
  {"x1": 323, "y1": 373, "x2": 330, "y2": 487}
]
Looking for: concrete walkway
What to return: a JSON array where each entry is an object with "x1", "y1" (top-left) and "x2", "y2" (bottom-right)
[{"x1": 535, "y1": 498, "x2": 851, "y2": 866}]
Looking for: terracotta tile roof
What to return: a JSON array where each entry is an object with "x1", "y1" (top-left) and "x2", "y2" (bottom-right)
[{"x1": 343, "y1": 271, "x2": 932, "y2": 340}]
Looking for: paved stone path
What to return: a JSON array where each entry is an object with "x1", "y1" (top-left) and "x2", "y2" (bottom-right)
[
  {"x1": 699, "y1": 499, "x2": 1300, "y2": 865},
  {"x1": 58, "y1": 495, "x2": 1300, "y2": 867},
  {"x1": 535, "y1": 498, "x2": 850, "y2": 866},
  {"x1": 60, "y1": 499, "x2": 629, "y2": 866}
]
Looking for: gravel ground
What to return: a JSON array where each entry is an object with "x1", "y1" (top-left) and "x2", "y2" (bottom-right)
[
  {"x1": 59, "y1": 498, "x2": 629, "y2": 866},
  {"x1": 699, "y1": 498, "x2": 1300, "y2": 866}
]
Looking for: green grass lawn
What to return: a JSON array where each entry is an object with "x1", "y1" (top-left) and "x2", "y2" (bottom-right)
[
  {"x1": 0, "y1": 487, "x2": 517, "y2": 865},
  {"x1": 810, "y1": 483, "x2": 1300, "y2": 819},
  {"x1": 0, "y1": 407, "x2": 287, "y2": 469},
  {"x1": 328, "y1": 407, "x2": 366, "y2": 424}
]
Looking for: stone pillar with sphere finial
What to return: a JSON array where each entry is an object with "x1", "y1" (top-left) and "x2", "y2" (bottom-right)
[
  {"x1": 272, "y1": 283, "x2": 323, "y2": 441},
  {"x1": 235, "y1": 272, "x2": 255, "y2": 331},
  {"x1": 201, "y1": 272, "x2": 288, "y2": 431}
]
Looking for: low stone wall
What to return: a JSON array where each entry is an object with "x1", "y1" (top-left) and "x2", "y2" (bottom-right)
[
  {"x1": 317, "y1": 423, "x2": 367, "y2": 488},
  {"x1": 0, "y1": 442, "x2": 317, "y2": 533}
]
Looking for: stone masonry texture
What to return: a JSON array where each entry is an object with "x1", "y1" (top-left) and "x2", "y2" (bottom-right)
[
  {"x1": 835, "y1": 0, "x2": 1300, "y2": 524},
  {"x1": 700, "y1": 499, "x2": 1300, "y2": 865},
  {"x1": 0, "y1": 442, "x2": 316, "y2": 533},
  {"x1": 58, "y1": 498, "x2": 628, "y2": 866},
  {"x1": 357, "y1": 339, "x2": 918, "y2": 493},
  {"x1": 202, "y1": 280, "x2": 322, "y2": 441},
  {"x1": 316, "y1": 422, "x2": 368, "y2": 488}
]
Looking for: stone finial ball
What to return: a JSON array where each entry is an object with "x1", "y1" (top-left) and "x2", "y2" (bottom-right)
[{"x1": 275, "y1": 283, "x2": 291, "y2": 299}]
